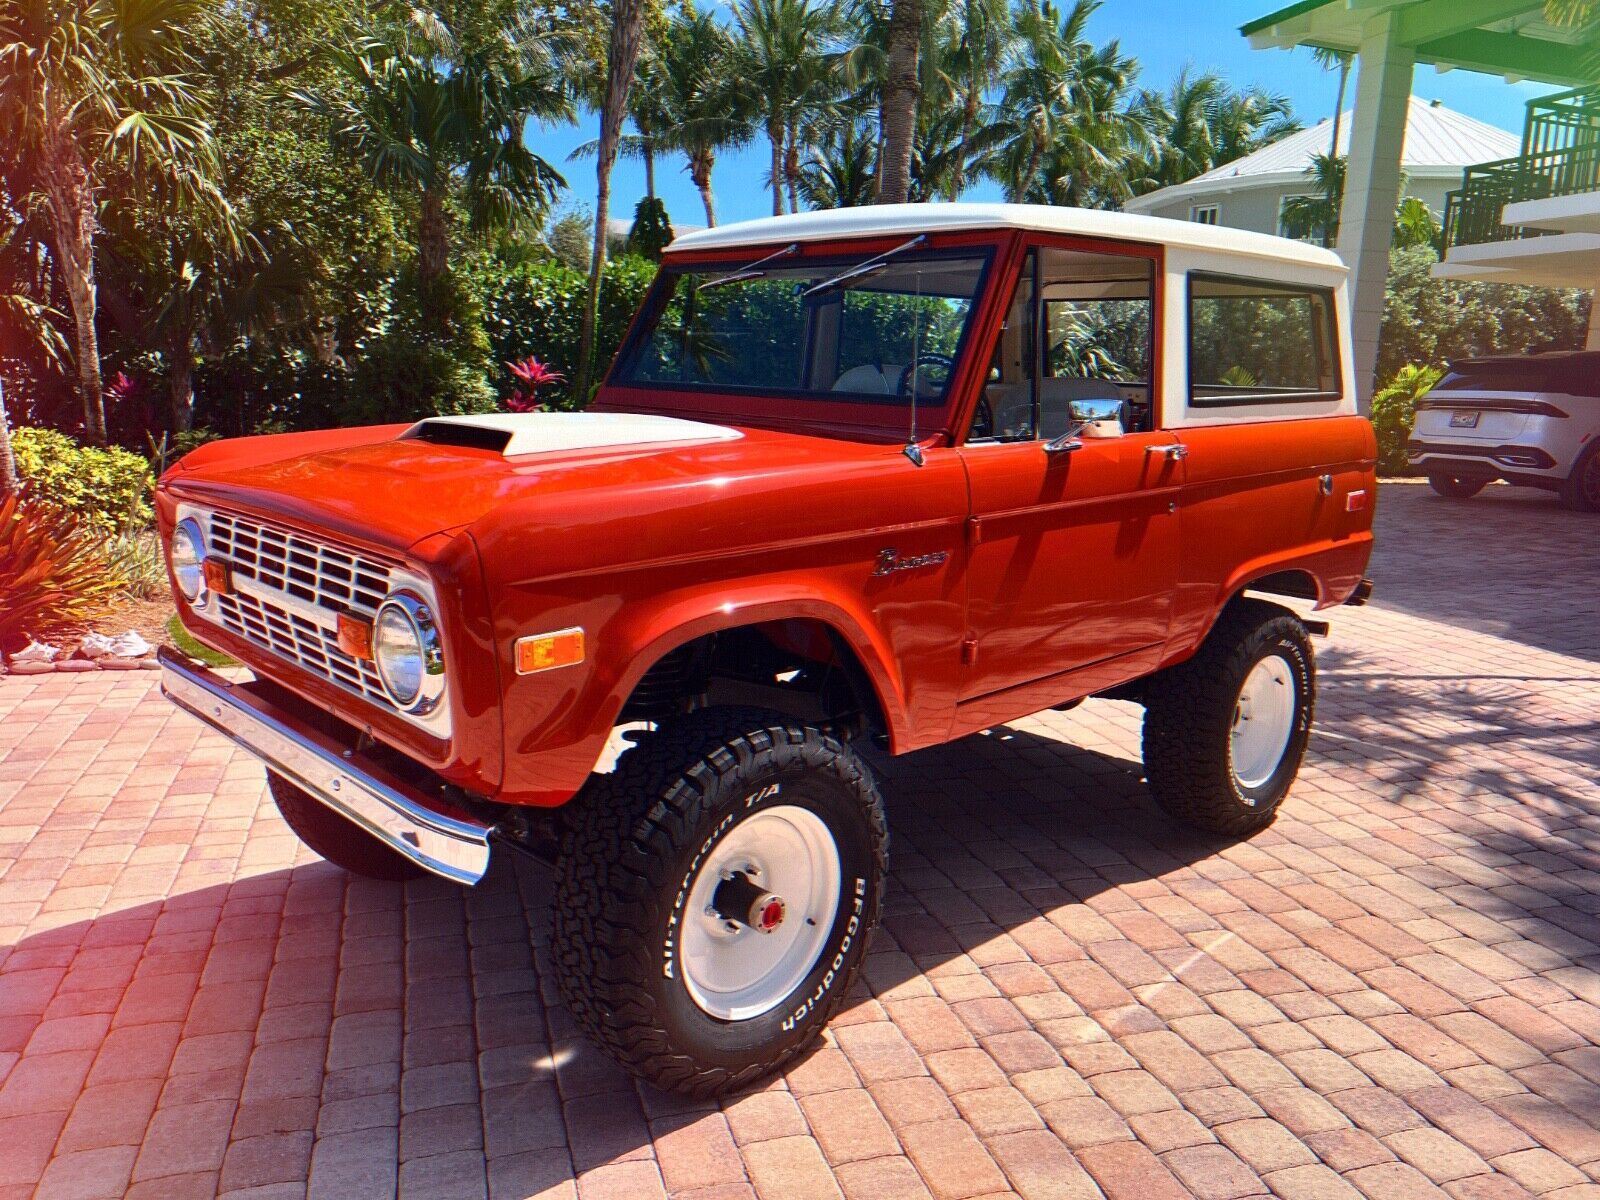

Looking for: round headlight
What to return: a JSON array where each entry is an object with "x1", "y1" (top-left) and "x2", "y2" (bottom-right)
[
  {"x1": 373, "y1": 592, "x2": 443, "y2": 713},
  {"x1": 172, "y1": 518, "x2": 205, "y2": 602}
]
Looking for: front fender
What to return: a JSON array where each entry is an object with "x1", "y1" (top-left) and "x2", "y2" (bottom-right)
[{"x1": 492, "y1": 569, "x2": 956, "y2": 807}]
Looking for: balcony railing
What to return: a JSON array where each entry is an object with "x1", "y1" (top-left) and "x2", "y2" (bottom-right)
[{"x1": 1443, "y1": 85, "x2": 1600, "y2": 251}]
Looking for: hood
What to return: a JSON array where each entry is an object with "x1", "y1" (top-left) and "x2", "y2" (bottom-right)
[{"x1": 162, "y1": 411, "x2": 773, "y2": 553}]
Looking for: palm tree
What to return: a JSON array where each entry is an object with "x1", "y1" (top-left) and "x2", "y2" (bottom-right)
[
  {"x1": 1310, "y1": 46, "x2": 1352, "y2": 247},
  {"x1": 734, "y1": 0, "x2": 841, "y2": 217},
  {"x1": 799, "y1": 119, "x2": 877, "y2": 207},
  {"x1": 658, "y1": 11, "x2": 753, "y2": 226},
  {"x1": 1130, "y1": 69, "x2": 1226, "y2": 193},
  {"x1": 988, "y1": 0, "x2": 1143, "y2": 206},
  {"x1": 1280, "y1": 153, "x2": 1345, "y2": 243},
  {"x1": 1130, "y1": 71, "x2": 1296, "y2": 196},
  {"x1": 0, "y1": 245, "x2": 68, "y2": 497},
  {"x1": 572, "y1": 0, "x2": 650, "y2": 403},
  {"x1": 1208, "y1": 86, "x2": 1298, "y2": 165},
  {"x1": 571, "y1": 37, "x2": 673, "y2": 201},
  {"x1": 944, "y1": 0, "x2": 1011, "y2": 198},
  {"x1": 1283, "y1": 154, "x2": 1439, "y2": 250},
  {"x1": 877, "y1": 0, "x2": 923, "y2": 203},
  {"x1": 299, "y1": 11, "x2": 569, "y2": 324},
  {"x1": 0, "y1": 0, "x2": 225, "y2": 444}
]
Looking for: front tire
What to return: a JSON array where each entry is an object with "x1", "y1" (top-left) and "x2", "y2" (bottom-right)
[
  {"x1": 1560, "y1": 442, "x2": 1600, "y2": 513},
  {"x1": 268, "y1": 772, "x2": 423, "y2": 880},
  {"x1": 1428, "y1": 472, "x2": 1487, "y2": 499},
  {"x1": 553, "y1": 708, "x2": 887, "y2": 1097},
  {"x1": 1141, "y1": 600, "x2": 1315, "y2": 836}
]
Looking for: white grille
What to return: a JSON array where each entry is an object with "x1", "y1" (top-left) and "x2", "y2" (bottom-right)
[
  {"x1": 214, "y1": 590, "x2": 392, "y2": 709},
  {"x1": 209, "y1": 511, "x2": 394, "y2": 615},
  {"x1": 182, "y1": 505, "x2": 449, "y2": 738}
]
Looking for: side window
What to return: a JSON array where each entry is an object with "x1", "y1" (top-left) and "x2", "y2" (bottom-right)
[
  {"x1": 970, "y1": 246, "x2": 1156, "y2": 443},
  {"x1": 1188, "y1": 274, "x2": 1340, "y2": 406}
]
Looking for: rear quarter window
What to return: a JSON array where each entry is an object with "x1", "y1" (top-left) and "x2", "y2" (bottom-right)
[{"x1": 1188, "y1": 273, "x2": 1341, "y2": 407}]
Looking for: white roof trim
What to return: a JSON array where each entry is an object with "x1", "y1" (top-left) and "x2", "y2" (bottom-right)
[{"x1": 668, "y1": 203, "x2": 1346, "y2": 271}]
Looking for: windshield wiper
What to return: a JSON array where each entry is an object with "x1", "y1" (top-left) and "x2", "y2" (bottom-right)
[
  {"x1": 696, "y1": 242, "x2": 800, "y2": 292},
  {"x1": 800, "y1": 235, "x2": 928, "y2": 300}
]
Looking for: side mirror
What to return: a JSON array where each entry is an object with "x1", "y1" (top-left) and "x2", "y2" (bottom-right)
[
  {"x1": 1067, "y1": 397, "x2": 1126, "y2": 439},
  {"x1": 1044, "y1": 397, "x2": 1125, "y2": 455}
]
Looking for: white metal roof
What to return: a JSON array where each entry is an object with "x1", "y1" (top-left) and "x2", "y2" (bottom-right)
[
  {"x1": 667, "y1": 202, "x2": 1347, "y2": 270},
  {"x1": 1125, "y1": 98, "x2": 1518, "y2": 212}
]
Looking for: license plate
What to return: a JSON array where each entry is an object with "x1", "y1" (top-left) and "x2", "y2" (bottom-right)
[{"x1": 1450, "y1": 410, "x2": 1481, "y2": 428}]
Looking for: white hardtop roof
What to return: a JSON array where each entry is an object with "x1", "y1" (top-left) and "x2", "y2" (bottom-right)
[{"x1": 667, "y1": 202, "x2": 1347, "y2": 271}]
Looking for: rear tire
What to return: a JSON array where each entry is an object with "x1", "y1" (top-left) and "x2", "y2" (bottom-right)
[
  {"x1": 1428, "y1": 472, "x2": 1487, "y2": 499},
  {"x1": 553, "y1": 708, "x2": 886, "y2": 1097},
  {"x1": 1559, "y1": 442, "x2": 1600, "y2": 513},
  {"x1": 1141, "y1": 600, "x2": 1314, "y2": 837},
  {"x1": 268, "y1": 772, "x2": 423, "y2": 880}
]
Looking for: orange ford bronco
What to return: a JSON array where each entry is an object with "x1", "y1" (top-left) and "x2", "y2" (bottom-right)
[{"x1": 158, "y1": 204, "x2": 1376, "y2": 1095}]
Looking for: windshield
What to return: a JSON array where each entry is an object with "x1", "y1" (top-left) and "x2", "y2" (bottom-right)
[{"x1": 608, "y1": 247, "x2": 992, "y2": 433}]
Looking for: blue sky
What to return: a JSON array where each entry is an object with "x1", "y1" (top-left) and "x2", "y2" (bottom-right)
[{"x1": 529, "y1": 0, "x2": 1557, "y2": 230}]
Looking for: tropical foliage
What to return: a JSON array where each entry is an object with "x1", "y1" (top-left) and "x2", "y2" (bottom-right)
[
  {"x1": 8, "y1": 426, "x2": 153, "y2": 532},
  {"x1": 0, "y1": 492, "x2": 126, "y2": 649},
  {"x1": 1280, "y1": 154, "x2": 1441, "y2": 250},
  {"x1": 1, "y1": 0, "x2": 1586, "y2": 470},
  {"x1": 1370, "y1": 363, "x2": 1443, "y2": 476}
]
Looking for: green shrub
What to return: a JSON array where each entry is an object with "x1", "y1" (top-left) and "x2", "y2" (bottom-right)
[
  {"x1": 1371, "y1": 363, "x2": 1443, "y2": 476},
  {"x1": 349, "y1": 266, "x2": 496, "y2": 423},
  {"x1": 1380, "y1": 246, "x2": 1590, "y2": 380},
  {"x1": 10, "y1": 428, "x2": 154, "y2": 533},
  {"x1": 475, "y1": 254, "x2": 659, "y2": 410}
]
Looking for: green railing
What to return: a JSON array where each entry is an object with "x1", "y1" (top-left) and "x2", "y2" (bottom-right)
[{"x1": 1443, "y1": 85, "x2": 1600, "y2": 250}]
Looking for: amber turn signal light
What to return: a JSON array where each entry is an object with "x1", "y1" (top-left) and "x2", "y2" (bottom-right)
[
  {"x1": 337, "y1": 612, "x2": 374, "y2": 661},
  {"x1": 515, "y1": 627, "x2": 584, "y2": 675},
  {"x1": 202, "y1": 559, "x2": 233, "y2": 596}
]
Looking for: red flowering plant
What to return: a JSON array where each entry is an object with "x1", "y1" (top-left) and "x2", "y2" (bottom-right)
[{"x1": 505, "y1": 357, "x2": 565, "y2": 413}]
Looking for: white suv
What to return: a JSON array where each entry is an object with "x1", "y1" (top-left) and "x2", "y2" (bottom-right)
[{"x1": 1408, "y1": 351, "x2": 1600, "y2": 513}]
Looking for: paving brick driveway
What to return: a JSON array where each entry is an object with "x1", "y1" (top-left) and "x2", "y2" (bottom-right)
[{"x1": 2, "y1": 482, "x2": 1598, "y2": 1200}]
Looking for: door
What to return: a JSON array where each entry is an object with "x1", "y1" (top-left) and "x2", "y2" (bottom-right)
[{"x1": 957, "y1": 241, "x2": 1183, "y2": 703}]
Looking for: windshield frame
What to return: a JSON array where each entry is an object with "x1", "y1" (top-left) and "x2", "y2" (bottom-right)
[{"x1": 599, "y1": 235, "x2": 1001, "y2": 437}]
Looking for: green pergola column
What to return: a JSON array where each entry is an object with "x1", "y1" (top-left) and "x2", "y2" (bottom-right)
[{"x1": 1337, "y1": 10, "x2": 1414, "y2": 411}]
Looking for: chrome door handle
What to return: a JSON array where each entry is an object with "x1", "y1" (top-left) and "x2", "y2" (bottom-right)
[
  {"x1": 1146, "y1": 443, "x2": 1188, "y2": 461},
  {"x1": 1042, "y1": 437, "x2": 1083, "y2": 455}
]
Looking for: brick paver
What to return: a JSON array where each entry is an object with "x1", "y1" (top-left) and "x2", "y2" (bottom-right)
[{"x1": 1, "y1": 483, "x2": 1597, "y2": 1199}]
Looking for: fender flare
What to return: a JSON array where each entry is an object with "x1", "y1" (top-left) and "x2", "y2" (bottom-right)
[{"x1": 595, "y1": 587, "x2": 914, "y2": 749}]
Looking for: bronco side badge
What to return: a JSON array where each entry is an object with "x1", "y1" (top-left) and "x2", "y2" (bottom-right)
[{"x1": 872, "y1": 547, "x2": 950, "y2": 577}]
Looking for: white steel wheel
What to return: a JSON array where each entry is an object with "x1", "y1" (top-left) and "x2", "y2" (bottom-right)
[
  {"x1": 1230, "y1": 654, "x2": 1297, "y2": 792},
  {"x1": 681, "y1": 805, "x2": 842, "y2": 1021}
]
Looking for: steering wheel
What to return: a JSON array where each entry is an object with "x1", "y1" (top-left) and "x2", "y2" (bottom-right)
[
  {"x1": 898, "y1": 353, "x2": 956, "y2": 400},
  {"x1": 970, "y1": 394, "x2": 995, "y2": 439}
]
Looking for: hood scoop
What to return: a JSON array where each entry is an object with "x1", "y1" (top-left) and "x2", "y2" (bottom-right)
[{"x1": 399, "y1": 411, "x2": 742, "y2": 457}]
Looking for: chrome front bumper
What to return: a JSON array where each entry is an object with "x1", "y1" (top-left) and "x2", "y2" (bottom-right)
[{"x1": 158, "y1": 647, "x2": 493, "y2": 884}]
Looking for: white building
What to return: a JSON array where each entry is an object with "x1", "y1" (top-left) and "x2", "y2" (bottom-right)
[{"x1": 1124, "y1": 98, "x2": 1517, "y2": 241}]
